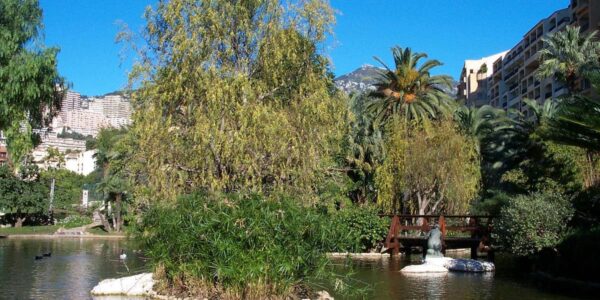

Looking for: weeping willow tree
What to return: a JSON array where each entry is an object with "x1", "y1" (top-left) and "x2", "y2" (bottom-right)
[
  {"x1": 376, "y1": 119, "x2": 480, "y2": 215},
  {"x1": 126, "y1": 0, "x2": 346, "y2": 204}
]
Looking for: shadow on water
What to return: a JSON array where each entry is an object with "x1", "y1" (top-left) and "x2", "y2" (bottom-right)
[
  {"x1": 0, "y1": 238, "x2": 148, "y2": 300},
  {"x1": 327, "y1": 254, "x2": 582, "y2": 300}
]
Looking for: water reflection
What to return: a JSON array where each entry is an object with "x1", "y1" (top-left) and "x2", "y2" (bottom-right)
[
  {"x1": 330, "y1": 255, "x2": 577, "y2": 300},
  {"x1": 0, "y1": 238, "x2": 148, "y2": 300},
  {"x1": 0, "y1": 240, "x2": 585, "y2": 300}
]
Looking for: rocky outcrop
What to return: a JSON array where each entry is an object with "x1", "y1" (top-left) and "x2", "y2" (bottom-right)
[
  {"x1": 401, "y1": 257, "x2": 495, "y2": 274},
  {"x1": 91, "y1": 273, "x2": 154, "y2": 296},
  {"x1": 445, "y1": 258, "x2": 495, "y2": 272}
]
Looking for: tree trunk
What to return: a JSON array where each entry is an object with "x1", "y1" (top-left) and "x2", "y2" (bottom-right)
[
  {"x1": 110, "y1": 202, "x2": 116, "y2": 232},
  {"x1": 101, "y1": 201, "x2": 113, "y2": 232},
  {"x1": 115, "y1": 194, "x2": 122, "y2": 232},
  {"x1": 586, "y1": 151, "x2": 598, "y2": 188},
  {"x1": 98, "y1": 213, "x2": 112, "y2": 232},
  {"x1": 15, "y1": 216, "x2": 26, "y2": 228}
]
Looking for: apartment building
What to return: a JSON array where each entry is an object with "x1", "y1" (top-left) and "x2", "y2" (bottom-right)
[
  {"x1": 458, "y1": 51, "x2": 508, "y2": 107},
  {"x1": 459, "y1": 1, "x2": 599, "y2": 112},
  {"x1": 60, "y1": 91, "x2": 82, "y2": 120}
]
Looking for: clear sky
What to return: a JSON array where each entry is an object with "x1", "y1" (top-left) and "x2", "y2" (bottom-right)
[{"x1": 39, "y1": 0, "x2": 570, "y2": 96}]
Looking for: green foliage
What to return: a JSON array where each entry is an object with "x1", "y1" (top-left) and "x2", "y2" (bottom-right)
[
  {"x1": 0, "y1": 0, "x2": 64, "y2": 142},
  {"x1": 137, "y1": 192, "x2": 348, "y2": 298},
  {"x1": 571, "y1": 185, "x2": 600, "y2": 228},
  {"x1": 57, "y1": 129, "x2": 94, "y2": 142},
  {"x1": 537, "y1": 25, "x2": 600, "y2": 93},
  {"x1": 56, "y1": 214, "x2": 92, "y2": 228},
  {"x1": 94, "y1": 127, "x2": 131, "y2": 232},
  {"x1": 126, "y1": 0, "x2": 346, "y2": 204},
  {"x1": 343, "y1": 93, "x2": 385, "y2": 204},
  {"x1": 0, "y1": 225, "x2": 59, "y2": 235},
  {"x1": 327, "y1": 205, "x2": 388, "y2": 252},
  {"x1": 376, "y1": 119, "x2": 480, "y2": 214},
  {"x1": 368, "y1": 46, "x2": 454, "y2": 125},
  {"x1": 0, "y1": 165, "x2": 48, "y2": 226},
  {"x1": 471, "y1": 190, "x2": 511, "y2": 216},
  {"x1": 495, "y1": 192, "x2": 573, "y2": 256},
  {"x1": 3, "y1": 121, "x2": 35, "y2": 168},
  {"x1": 39, "y1": 169, "x2": 88, "y2": 211}
]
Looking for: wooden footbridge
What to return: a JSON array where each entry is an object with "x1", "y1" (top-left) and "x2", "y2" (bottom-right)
[{"x1": 382, "y1": 214, "x2": 495, "y2": 260}]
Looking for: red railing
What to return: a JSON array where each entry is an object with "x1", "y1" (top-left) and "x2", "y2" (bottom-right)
[{"x1": 382, "y1": 214, "x2": 495, "y2": 259}]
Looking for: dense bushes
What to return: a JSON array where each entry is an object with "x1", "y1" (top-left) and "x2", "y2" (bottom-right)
[
  {"x1": 495, "y1": 192, "x2": 573, "y2": 256},
  {"x1": 137, "y1": 192, "x2": 346, "y2": 299},
  {"x1": 326, "y1": 205, "x2": 388, "y2": 253}
]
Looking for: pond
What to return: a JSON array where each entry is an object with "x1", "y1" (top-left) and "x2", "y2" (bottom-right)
[
  {"x1": 328, "y1": 255, "x2": 580, "y2": 300},
  {"x1": 0, "y1": 238, "x2": 583, "y2": 299},
  {"x1": 0, "y1": 238, "x2": 147, "y2": 300}
]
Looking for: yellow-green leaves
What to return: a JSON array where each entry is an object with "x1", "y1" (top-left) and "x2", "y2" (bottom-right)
[
  {"x1": 128, "y1": 0, "x2": 344, "y2": 204},
  {"x1": 376, "y1": 119, "x2": 480, "y2": 214}
]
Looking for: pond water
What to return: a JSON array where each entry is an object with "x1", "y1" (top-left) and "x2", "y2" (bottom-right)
[
  {"x1": 328, "y1": 255, "x2": 580, "y2": 300},
  {"x1": 0, "y1": 238, "x2": 584, "y2": 299},
  {"x1": 0, "y1": 238, "x2": 148, "y2": 300}
]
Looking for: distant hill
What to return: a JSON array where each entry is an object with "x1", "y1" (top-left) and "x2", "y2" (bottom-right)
[
  {"x1": 334, "y1": 65, "x2": 458, "y2": 97},
  {"x1": 334, "y1": 65, "x2": 382, "y2": 95}
]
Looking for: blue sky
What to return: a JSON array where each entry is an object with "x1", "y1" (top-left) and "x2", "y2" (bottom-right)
[{"x1": 39, "y1": 0, "x2": 570, "y2": 96}]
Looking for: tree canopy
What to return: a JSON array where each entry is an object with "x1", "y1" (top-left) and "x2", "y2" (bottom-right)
[
  {"x1": 127, "y1": 0, "x2": 346, "y2": 204},
  {"x1": 376, "y1": 119, "x2": 480, "y2": 214},
  {"x1": 0, "y1": 0, "x2": 64, "y2": 131},
  {"x1": 368, "y1": 46, "x2": 454, "y2": 125}
]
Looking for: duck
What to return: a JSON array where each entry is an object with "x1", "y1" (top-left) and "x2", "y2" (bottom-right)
[
  {"x1": 43, "y1": 252, "x2": 51, "y2": 257},
  {"x1": 119, "y1": 249, "x2": 127, "y2": 260},
  {"x1": 34, "y1": 255, "x2": 44, "y2": 260}
]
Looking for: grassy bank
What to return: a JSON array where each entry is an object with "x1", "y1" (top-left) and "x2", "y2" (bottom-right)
[{"x1": 0, "y1": 225, "x2": 60, "y2": 235}]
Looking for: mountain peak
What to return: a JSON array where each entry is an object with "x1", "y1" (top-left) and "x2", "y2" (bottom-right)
[{"x1": 334, "y1": 65, "x2": 458, "y2": 97}]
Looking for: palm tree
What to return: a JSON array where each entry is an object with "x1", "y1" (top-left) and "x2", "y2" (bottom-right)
[
  {"x1": 454, "y1": 105, "x2": 512, "y2": 140},
  {"x1": 522, "y1": 98, "x2": 559, "y2": 130},
  {"x1": 93, "y1": 128, "x2": 129, "y2": 232},
  {"x1": 368, "y1": 46, "x2": 454, "y2": 125},
  {"x1": 537, "y1": 25, "x2": 600, "y2": 93},
  {"x1": 345, "y1": 94, "x2": 385, "y2": 204}
]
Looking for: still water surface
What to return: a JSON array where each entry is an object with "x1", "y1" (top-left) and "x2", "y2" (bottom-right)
[
  {"x1": 329, "y1": 255, "x2": 581, "y2": 299},
  {"x1": 0, "y1": 238, "x2": 147, "y2": 299},
  {"x1": 0, "y1": 238, "x2": 584, "y2": 299}
]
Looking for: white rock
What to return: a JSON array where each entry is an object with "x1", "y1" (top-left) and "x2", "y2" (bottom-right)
[
  {"x1": 316, "y1": 290, "x2": 334, "y2": 300},
  {"x1": 91, "y1": 272, "x2": 154, "y2": 296},
  {"x1": 400, "y1": 263, "x2": 449, "y2": 273},
  {"x1": 424, "y1": 256, "x2": 453, "y2": 267},
  {"x1": 445, "y1": 258, "x2": 495, "y2": 273}
]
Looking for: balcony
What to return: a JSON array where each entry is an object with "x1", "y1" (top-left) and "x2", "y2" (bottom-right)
[
  {"x1": 558, "y1": 17, "x2": 570, "y2": 27},
  {"x1": 525, "y1": 51, "x2": 540, "y2": 68}
]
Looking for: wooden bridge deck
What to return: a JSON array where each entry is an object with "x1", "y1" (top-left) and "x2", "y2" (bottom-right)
[{"x1": 383, "y1": 214, "x2": 495, "y2": 260}]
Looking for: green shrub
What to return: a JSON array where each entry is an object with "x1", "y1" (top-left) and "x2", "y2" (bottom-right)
[
  {"x1": 57, "y1": 214, "x2": 92, "y2": 229},
  {"x1": 494, "y1": 192, "x2": 573, "y2": 256},
  {"x1": 137, "y1": 192, "x2": 348, "y2": 299},
  {"x1": 327, "y1": 205, "x2": 388, "y2": 253},
  {"x1": 472, "y1": 190, "x2": 511, "y2": 216}
]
